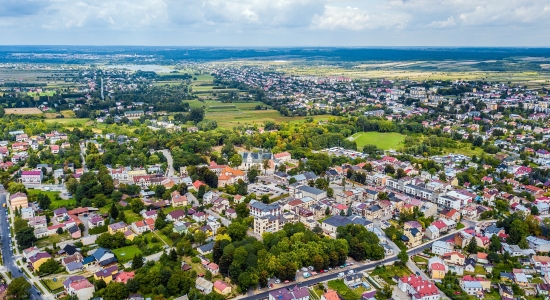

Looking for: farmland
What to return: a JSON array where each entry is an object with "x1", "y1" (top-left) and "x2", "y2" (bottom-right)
[
  {"x1": 349, "y1": 132, "x2": 405, "y2": 150},
  {"x1": 5, "y1": 107, "x2": 43, "y2": 115}
]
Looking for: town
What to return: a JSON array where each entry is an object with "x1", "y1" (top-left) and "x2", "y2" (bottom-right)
[{"x1": 1, "y1": 57, "x2": 550, "y2": 300}]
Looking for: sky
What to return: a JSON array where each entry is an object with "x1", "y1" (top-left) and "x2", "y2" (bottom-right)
[{"x1": 2, "y1": 0, "x2": 550, "y2": 46}]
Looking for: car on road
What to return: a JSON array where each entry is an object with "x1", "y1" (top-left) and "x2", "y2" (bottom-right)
[
  {"x1": 416, "y1": 271, "x2": 420, "y2": 276},
  {"x1": 338, "y1": 272, "x2": 344, "y2": 277},
  {"x1": 348, "y1": 270, "x2": 354, "y2": 275}
]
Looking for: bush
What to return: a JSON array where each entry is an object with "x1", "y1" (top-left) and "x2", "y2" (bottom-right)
[{"x1": 191, "y1": 257, "x2": 201, "y2": 264}]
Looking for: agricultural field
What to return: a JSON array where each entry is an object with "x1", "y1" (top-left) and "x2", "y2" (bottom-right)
[
  {"x1": 349, "y1": 132, "x2": 405, "y2": 150},
  {"x1": 27, "y1": 91, "x2": 56, "y2": 97},
  {"x1": 43, "y1": 118, "x2": 89, "y2": 126},
  {"x1": 5, "y1": 107, "x2": 43, "y2": 115},
  {"x1": 205, "y1": 107, "x2": 331, "y2": 129}
]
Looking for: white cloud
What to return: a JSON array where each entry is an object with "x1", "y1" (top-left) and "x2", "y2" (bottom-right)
[
  {"x1": 312, "y1": 5, "x2": 410, "y2": 30},
  {"x1": 428, "y1": 16, "x2": 455, "y2": 28},
  {"x1": 1, "y1": 0, "x2": 550, "y2": 45}
]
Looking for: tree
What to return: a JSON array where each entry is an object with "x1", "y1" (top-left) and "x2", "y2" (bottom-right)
[
  {"x1": 197, "y1": 185, "x2": 206, "y2": 199},
  {"x1": 508, "y1": 219, "x2": 529, "y2": 244},
  {"x1": 229, "y1": 154, "x2": 243, "y2": 168},
  {"x1": 155, "y1": 209, "x2": 167, "y2": 230},
  {"x1": 395, "y1": 168, "x2": 406, "y2": 179},
  {"x1": 262, "y1": 159, "x2": 270, "y2": 175},
  {"x1": 7, "y1": 277, "x2": 30, "y2": 300},
  {"x1": 489, "y1": 234, "x2": 502, "y2": 252},
  {"x1": 398, "y1": 250, "x2": 409, "y2": 263},
  {"x1": 15, "y1": 227, "x2": 36, "y2": 249},
  {"x1": 109, "y1": 203, "x2": 119, "y2": 220},
  {"x1": 7, "y1": 182, "x2": 26, "y2": 194},
  {"x1": 56, "y1": 227, "x2": 63, "y2": 235},
  {"x1": 195, "y1": 230, "x2": 207, "y2": 246},
  {"x1": 312, "y1": 254, "x2": 324, "y2": 271},
  {"x1": 154, "y1": 185, "x2": 166, "y2": 199},
  {"x1": 132, "y1": 254, "x2": 144, "y2": 269},
  {"x1": 102, "y1": 282, "x2": 129, "y2": 300},
  {"x1": 247, "y1": 168, "x2": 258, "y2": 183},
  {"x1": 235, "y1": 203, "x2": 250, "y2": 218},
  {"x1": 189, "y1": 107, "x2": 205, "y2": 124},
  {"x1": 228, "y1": 222, "x2": 248, "y2": 241},
  {"x1": 39, "y1": 258, "x2": 60, "y2": 275},
  {"x1": 467, "y1": 236, "x2": 478, "y2": 254},
  {"x1": 325, "y1": 206, "x2": 331, "y2": 216},
  {"x1": 37, "y1": 193, "x2": 51, "y2": 210},
  {"x1": 384, "y1": 165, "x2": 395, "y2": 175},
  {"x1": 531, "y1": 205, "x2": 540, "y2": 216},
  {"x1": 261, "y1": 195, "x2": 270, "y2": 204},
  {"x1": 375, "y1": 284, "x2": 393, "y2": 300}
]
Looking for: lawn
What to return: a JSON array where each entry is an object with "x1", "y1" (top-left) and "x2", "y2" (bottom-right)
[
  {"x1": 327, "y1": 279, "x2": 361, "y2": 300},
  {"x1": 371, "y1": 264, "x2": 411, "y2": 285},
  {"x1": 112, "y1": 245, "x2": 143, "y2": 263},
  {"x1": 412, "y1": 256, "x2": 428, "y2": 264},
  {"x1": 35, "y1": 232, "x2": 70, "y2": 248},
  {"x1": 27, "y1": 189, "x2": 76, "y2": 209},
  {"x1": 124, "y1": 211, "x2": 142, "y2": 223},
  {"x1": 350, "y1": 132, "x2": 405, "y2": 151},
  {"x1": 42, "y1": 278, "x2": 64, "y2": 292}
]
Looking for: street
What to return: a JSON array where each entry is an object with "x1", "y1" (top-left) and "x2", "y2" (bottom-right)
[
  {"x1": 159, "y1": 149, "x2": 176, "y2": 178},
  {"x1": 0, "y1": 190, "x2": 44, "y2": 300}
]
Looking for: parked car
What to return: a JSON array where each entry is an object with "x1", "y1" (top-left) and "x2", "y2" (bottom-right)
[{"x1": 275, "y1": 279, "x2": 280, "y2": 284}]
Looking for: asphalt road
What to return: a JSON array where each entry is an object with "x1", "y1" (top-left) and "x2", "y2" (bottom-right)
[
  {"x1": 159, "y1": 149, "x2": 176, "y2": 178},
  {"x1": 245, "y1": 228, "x2": 470, "y2": 300},
  {"x1": 0, "y1": 191, "x2": 44, "y2": 300}
]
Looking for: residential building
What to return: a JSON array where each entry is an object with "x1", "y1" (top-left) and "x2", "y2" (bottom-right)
[
  {"x1": 63, "y1": 276, "x2": 95, "y2": 300},
  {"x1": 8, "y1": 192, "x2": 28, "y2": 210},
  {"x1": 213, "y1": 280, "x2": 231, "y2": 295},
  {"x1": 268, "y1": 286, "x2": 310, "y2": 300},
  {"x1": 196, "y1": 277, "x2": 213, "y2": 294},
  {"x1": 20, "y1": 170, "x2": 43, "y2": 184}
]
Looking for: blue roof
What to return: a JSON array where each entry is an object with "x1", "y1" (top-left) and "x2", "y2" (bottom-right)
[
  {"x1": 92, "y1": 247, "x2": 109, "y2": 260},
  {"x1": 82, "y1": 256, "x2": 95, "y2": 265}
]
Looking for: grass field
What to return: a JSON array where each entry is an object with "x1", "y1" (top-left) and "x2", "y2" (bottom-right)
[
  {"x1": 113, "y1": 245, "x2": 143, "y2": 263},
  {"x1": 5, "y1": 108, "x2": 43, "y2": 115},
  {"x1": 327, "y1": 279, "x2": 362, "y2": 300},
  {"x1": 349, "y1": 132, "x2": 405, "y2": 150},
  {"x1": 43, "y1": 118, "x2": 89, "y2": 126},
  {"x1": 205, "y1": 109, "x2": 331, "y2": 129},
  {"x1": 43, "y1": 278, "x2": 64, "y2": 292},
  {"x1": 27, "y1": 91, "x2": 56, "y2": 97},
  {"x1": 27, "y1": 189, "x2": 76, "y2": 209}
]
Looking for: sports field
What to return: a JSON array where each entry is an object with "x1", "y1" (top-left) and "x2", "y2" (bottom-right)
[{"x1": 349, "y1": 132, "x2": 405, "y2": 150}]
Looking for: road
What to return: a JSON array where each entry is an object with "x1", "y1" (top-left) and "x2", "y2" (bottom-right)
[
  {"x1": 243, "y1": 226, "x2": 471, "y2": 300},
  {"x1": 205, "y1": 209, "x2": 231, "y2": 227},
  {"x1": 0, "y1": 190, "x2": 44, "y2": 300},
  {"x1": 159, "y1": 149, "x2": 176, "y2": 178}
]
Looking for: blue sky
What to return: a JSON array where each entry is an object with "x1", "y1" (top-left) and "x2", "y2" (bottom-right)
[{"x1": 1, "y1": 0, "x2": 550, "y2": 46}]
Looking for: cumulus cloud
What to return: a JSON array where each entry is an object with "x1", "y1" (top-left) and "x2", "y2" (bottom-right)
[
  {"x1": 312, "y1": 6, "x2": 410, "y2": 30},
  {"x1": 0, "y1": 0, "x2": 550, "y2": 45}
]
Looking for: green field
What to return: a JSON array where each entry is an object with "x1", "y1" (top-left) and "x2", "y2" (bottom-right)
[
  {"x1": 43, "y1": 118, "x2": 89, "y2": 126},
  {"x1": 27, "y1": 91, "x2": 56, "y2": 97},
  {"x1": 350, "y1": 132, "x2": 405, "y2": 150},
  {"x1": 113, "y1": 245, "x2": 143, "y2": 263},
  {"x1": 27, "y1": 189, "x2": 76, "y2": 209},
  {"x1": 205, "y1": 109, "x2": 331, "y2": 129},
  {"x1": 43, "y1": 278, "x2": 64, "y2": 292}
]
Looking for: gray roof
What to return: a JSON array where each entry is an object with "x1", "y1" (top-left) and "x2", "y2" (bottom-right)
[
  {"x1": 297, "y1": 185, "x2": 325, "y2": 195},
  {"x1": 323, "y1": 215, "x2": 372, "y2": 228}
]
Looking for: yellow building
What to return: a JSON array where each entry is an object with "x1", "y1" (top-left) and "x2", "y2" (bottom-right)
[
  {"x1": 28, "y1": 252, "x2": 52, "y2": 271},
  {"x1": 402, "y1": 227, "x2": 422, "y2": 248},
  {"x1": 108, "y1": 222, "x2": 128, "y2": 234},
  {"x1": 94, "y1": 266, "x2": 118, "y2": 284},
  {"x1": 213, "y1": 280, "x2": 232, "y2": 295},
  {"x1": 429, "y1": 262, "x2": 446, "y2": 279}
]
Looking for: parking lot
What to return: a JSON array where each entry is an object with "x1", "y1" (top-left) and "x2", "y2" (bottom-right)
[{"x1": 248, "y1": 182, "x2": 288, "y2": 199}]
